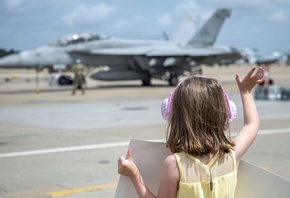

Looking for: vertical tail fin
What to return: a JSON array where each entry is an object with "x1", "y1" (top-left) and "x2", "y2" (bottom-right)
[{"x1": 187, "y1": 8, "x2": 231, "y2": 46}]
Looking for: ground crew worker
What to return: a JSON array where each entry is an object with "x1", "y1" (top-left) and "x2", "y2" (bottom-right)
[{"x1": 72, "y1": 59, "x2": 86, "y2": 95}]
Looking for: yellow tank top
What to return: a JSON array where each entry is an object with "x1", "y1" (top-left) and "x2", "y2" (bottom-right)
[{"x1": 174, "y1": 150, "x2": 237, "y2": 198}]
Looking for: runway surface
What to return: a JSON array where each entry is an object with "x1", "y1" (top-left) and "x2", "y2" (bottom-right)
[{"x1": 0, "y1": 65, "x2": 289, "y2": 198}]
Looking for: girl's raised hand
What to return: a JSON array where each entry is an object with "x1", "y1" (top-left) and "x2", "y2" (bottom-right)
[{"x1": 235, "y1": 67, "x2": 265, "y2": 94}]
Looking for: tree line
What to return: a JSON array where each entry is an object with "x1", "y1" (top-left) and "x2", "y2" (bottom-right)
[{"x1": 0, "y1": 48, "x2": 19, "y2": 58}]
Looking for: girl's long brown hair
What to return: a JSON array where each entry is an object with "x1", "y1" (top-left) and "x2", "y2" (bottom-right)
[{"x1": 166, "y1": 76, "x2": 235, "y2": 156}]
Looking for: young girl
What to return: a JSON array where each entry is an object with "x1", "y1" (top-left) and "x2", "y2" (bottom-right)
[{"x1": 118, "y1": 67, "x2": 265, "y2": 198}]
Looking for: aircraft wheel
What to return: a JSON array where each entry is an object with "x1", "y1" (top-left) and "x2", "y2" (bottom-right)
[
  {"x1": 58, "y1": 76, "x2": 66, "y2": 85},
  {"x1": 169, "y1": 75, "x2": 178, "y2": 86},
  {"x1": 58, "y1": 75, "x2": 73, "y2": 85},
  {"x1": 142, "y1": 78, "x2": 151, "y2": 86}
]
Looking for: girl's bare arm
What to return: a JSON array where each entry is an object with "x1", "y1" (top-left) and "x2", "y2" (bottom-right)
[{"x1": 233, "y1": 67, "x2": 265, "y2": 166}]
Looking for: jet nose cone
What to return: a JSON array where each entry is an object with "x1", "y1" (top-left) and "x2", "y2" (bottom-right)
[{"x1": 0, "y1": 54, "x2": 22, "y2": 68}]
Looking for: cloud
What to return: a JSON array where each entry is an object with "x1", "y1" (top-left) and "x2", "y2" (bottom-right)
[
  {"x1": 268, "y1": 10, "x2": 286, "y2": 22},
  {"x1": 175, "y1": 0, "x2": 200, "y2": 15},
  {"x1": 206, "y1": 0, "x2": 290, "y2": 23},
  {"x1": 157, "y1": 13, "x2": 171, "y2": 26},
  {"x1": 171, "y1": 0, "x2": 207, "y2": 43},
  {"x1": 107, "y1": 0, "x2": 134, "y2": 3},
  {"x1": 5, "y1": 0, "x2": 25, "y2": 8},
  {"x1": 114, "y1": 15, "x2": 143, "y2": 30},
  {"x1": 1, "y1": 0, "x2": 289, "y2": 51},
  {"x1": 3, "y1": 0, "x2": 44, "y2": 13},
  {"x1": 60, "y1": 3, "x2": 117, "y2": 28},
  {"x1": 4, "y1": 0, "x2": 43, "y2": 9}
]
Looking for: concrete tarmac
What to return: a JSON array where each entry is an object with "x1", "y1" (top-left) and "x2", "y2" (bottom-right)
[{"x1": 0, "y1": 64, "x2": 289, "y2": 198}]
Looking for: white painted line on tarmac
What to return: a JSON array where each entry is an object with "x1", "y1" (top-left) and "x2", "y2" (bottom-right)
[
  {"x1": 0, "y1": 138, "x2": 164, "y2": 158},
  {"x1": 0, "y1": 141, "x2": 128, "y2": 158},
  {"x1": 258, "y1": 128, "x2": 290, "y2": 135},
  {"x1": 0, "y1": 128, "x2": 290, "y2": 158},
  {"x1": 231, "y1": 128, "x2": 290, "y2": 136}
]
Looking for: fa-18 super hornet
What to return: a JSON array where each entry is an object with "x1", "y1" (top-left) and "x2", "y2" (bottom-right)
[
  {"x1": 0, "y1": 8, "x2": 241, "y2": 86},
  {"x1": 241, "y1": 48, "x2": 288, "y2": 65}
]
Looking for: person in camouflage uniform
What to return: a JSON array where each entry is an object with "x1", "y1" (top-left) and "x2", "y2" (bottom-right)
[{"x1": 72, "y1": 59, "x2": 86, "y2": 95}]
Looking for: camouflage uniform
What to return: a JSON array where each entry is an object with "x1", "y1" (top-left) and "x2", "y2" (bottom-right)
[{"x1": 72, "y1": 64, "x2": 86, "y2": 95}]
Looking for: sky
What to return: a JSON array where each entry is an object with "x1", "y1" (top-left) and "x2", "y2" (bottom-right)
[{"x1": 0, "y1": 0, "x2": 290, "y2": 53}]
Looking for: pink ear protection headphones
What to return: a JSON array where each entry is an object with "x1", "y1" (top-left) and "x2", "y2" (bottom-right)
[{"x1": 161, "y1": 79, "x2": 237, "y2": 123}]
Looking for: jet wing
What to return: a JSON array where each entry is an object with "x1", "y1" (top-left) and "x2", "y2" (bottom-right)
[
  {"x1": 69, "y1": 46, "x2": 235, "y2": 57},
  {"x1": 146, "y1": 46, "x2": 236, "y2": 57},
  {"x1": 69, "y1": 45, "x2": 241, "y2": 67}
]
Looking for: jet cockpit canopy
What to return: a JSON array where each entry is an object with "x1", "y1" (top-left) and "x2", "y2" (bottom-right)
[{"x1": 49, "y1": 32, "x2": 111, "y2": 46}]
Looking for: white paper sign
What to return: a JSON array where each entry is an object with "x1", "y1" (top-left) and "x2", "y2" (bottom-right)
[{"x1": 115, "y1": 139, "x2": 290, "y2": 198}]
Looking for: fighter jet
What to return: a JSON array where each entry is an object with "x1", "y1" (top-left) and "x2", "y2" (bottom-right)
[
  {"x1": 0, "y1": 8, "x2": 241, "y2": 86},
  {"x1": 241, "y1": 48, "x2": 288, "y2": 65}
]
